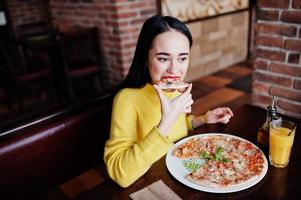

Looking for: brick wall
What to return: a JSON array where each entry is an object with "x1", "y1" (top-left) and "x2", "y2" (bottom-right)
[
  {"x1": 7, "y1": 0, "x2": 51, "y2": 32},
  {"x1": 186, "y1": 11, "x2": 249, "y2": 81},
  {"x1": 252, "y1": 0, "x2": 301, "y2": 118},
  {"x1": 50, "y1": 0, "x2": 157, "y2": 85}
]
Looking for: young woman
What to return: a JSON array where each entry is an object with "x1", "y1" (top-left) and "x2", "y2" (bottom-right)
[{"x1": 104, "y1": 15, "x2": 233, "y2": 187}]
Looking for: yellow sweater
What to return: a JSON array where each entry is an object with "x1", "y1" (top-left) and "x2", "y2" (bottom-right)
[{"x1": 104, "y1": 83, "x2": 194, "y2": 187}]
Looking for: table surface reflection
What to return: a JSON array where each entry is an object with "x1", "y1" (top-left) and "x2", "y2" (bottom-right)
[{"x1": 76, "y1": 104, "x2": 301, "y2": 200}]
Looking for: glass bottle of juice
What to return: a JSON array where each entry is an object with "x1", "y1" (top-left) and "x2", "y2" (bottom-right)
[{"x1": 257, "y1": 96, "x2": 281, "y2": 148}]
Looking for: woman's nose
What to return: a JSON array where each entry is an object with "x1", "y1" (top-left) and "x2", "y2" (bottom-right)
[{"x1": 167, "y1": 61, "x2": 178, "y2": 73}]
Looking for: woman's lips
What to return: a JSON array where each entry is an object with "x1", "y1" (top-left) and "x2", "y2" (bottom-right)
[{"x1": 161, "y1": 76, "x2": 180, "y2": 80}]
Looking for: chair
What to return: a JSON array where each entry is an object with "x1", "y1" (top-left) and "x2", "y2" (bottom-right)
[
  {"x1": 14, "y1": 21, "x2": 53, "y2": 40},
  {"x1": 9, "y1": 21, "x2": 58, "y2": 110},
  {"x1": 14, "y1": 21, "x2": 54, "y2": 70},
  {"x1": 59, "y1": 27, "x2": 103, "y2": 98},
  {"x1": 17, "y1": 33, "x2": 59, "y2": 109},
  {"x1": 0, "y1": 52, "x2": 13, "y2": 112},
  {"x1": 0, "y1": 39, "x2": 20, "y2": 112}
]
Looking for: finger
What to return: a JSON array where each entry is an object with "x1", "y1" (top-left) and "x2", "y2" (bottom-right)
[
  {"x1": 217, "y1": 107, "x2": 234, "y2": 116},
  {"x1": 220, "y1": 118, "x2": 230, "y2": 124},
  {"x1": 217, "y1": 114, "x2": 231, "y2": 123},
  {"x1": 175, "y1": 89, "x2": 192, "y2": 103},
  {"x1": 153, "y1": 84, "x2": 166, "y2": 102},
  {"x1": 225, "y1": 107, "x2": 234, "y2": 116},
  {"x1": 181, "y1": 92, "x2": 193, "y2": 105},
  {"x1": 182, "y1": 83, "x2": 192, "y2": 96},
  {"x1": 212, "y1": 108, "x2": 223, "y2": 115},
  {"x1": 184, "y1": 98, "x2": 194, "y2": 107},
  {"x1": 180, "y1": 88, "x2": 193, "y2": 102},
  {"x1": 184, "y1": 106, "x2": 191, "y2": 113},
  {"x1": 186, "y1": 83, "x2": 193, "y2": 94},
  {"x1": 181, "y1": 100, "x2": 193, "y2": 113}
]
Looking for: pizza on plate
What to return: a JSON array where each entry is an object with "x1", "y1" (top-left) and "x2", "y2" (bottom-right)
[{"x1": 173, "y1": 135, "x2": 265, "y2": 188}]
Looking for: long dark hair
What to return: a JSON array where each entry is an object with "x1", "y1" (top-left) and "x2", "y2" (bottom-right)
[{"x1": 119, "y1": 15, "x2": 193, "y2": 90}]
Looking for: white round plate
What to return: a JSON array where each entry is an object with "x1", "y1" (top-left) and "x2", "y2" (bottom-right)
[{"x1": 166, "y1": 133, "x2": 268, "y2": 193}]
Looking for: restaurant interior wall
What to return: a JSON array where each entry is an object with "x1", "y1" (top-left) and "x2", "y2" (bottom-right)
[
  {"x1": 186, "y1": 10, "x2": 249, "y2": 81},
  {"x1": 252, "y1": 0, "x2": 301, "y2": 118},
  {"x1": 7, "y1": 0, "x2": 250, "y2": 86}
]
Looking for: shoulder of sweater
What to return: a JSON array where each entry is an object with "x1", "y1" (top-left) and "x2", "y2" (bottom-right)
[{"x1": 114, "y1": 87, "x2": 142, "y2": 102}]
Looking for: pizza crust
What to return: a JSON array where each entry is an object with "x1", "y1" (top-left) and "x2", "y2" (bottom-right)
[{"x1": 186, "y1": 174, "x2": 226, "y2": 189}]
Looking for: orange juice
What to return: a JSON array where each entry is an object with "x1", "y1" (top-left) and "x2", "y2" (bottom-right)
[{"x1": 269, "y1": 126, "x2": 295, "y2": 168}]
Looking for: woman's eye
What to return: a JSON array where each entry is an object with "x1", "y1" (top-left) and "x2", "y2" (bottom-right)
[
  {"x1": 179, "y1": 57, "x2": 188, "y2": 62},
  {"x1": 158, "y1": 57, "x2": 168, "y2": 62}
]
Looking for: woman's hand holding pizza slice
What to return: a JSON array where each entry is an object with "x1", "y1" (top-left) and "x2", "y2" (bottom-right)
[{"x1": 154, "y1": 83, "x2": 193, "y2": 136}]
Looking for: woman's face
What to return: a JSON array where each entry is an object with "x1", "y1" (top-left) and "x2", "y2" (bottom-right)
[{"x1": 148, "y1": 29, "x2": 190, "y2": 84}]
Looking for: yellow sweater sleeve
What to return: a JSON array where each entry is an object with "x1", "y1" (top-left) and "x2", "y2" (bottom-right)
[
  {"x1": 104, "y1": 91, "x2": 173, "y2": 187},
  {"x1": 186, "y1": 115, "x2": 195, "y2": 131}
]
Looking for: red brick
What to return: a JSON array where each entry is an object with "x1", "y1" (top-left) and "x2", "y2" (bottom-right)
[
  {"x1": 120, "y1": 41, "x2": 137, "y2": 48},
  {"x1": 105, "y1": 20, "x2": 129, "y2": 27},
  {"x1": 110, "y1": 11, "x2": 138, "y2": 19},
  {"x1": 253, "y1": 59, "x2": 268, "y2": 70},
  {"x1": 129, "y1": 2, "x2": 150, "y2": 9},
  {"x1": 252, "y1": 93, "x2": 273, "y2": 106},
  {"x1": 109, "y1": 49, "x2": 123, "y2": 57},
  {"x1": 252, "y1": 81, "x2": 270, "y2": 93},
  {"x1": 281, "y1": 11, "x2": 301, "y2": 24},
  {"x1": 293, "y1": 0, "x2": 301, "y2": 9},
  {"x1": 278, "y1": 99, "x2": 301, "y2": 115},
  {"x1": 255, "y1": 49, "x2": 286, "y2": 61},
  {"x1": 255, "y1": 23, "x2": 297, "y2": 37},
  {"x1": 131, "y1": 17, "x2": 148, "y2": 25},
  {"x1": 121, "y1": 46, "x2": 134, "y2": 54},
  {"x1": 115, "y1": 26, "x2": 139, "y2": 35},
  {"x1": 116, "y1": 4, "x2": 131, "y2": 11},
  {"x1": 270, "y1": 62, "x2": 301, "y2": 77},
  {"x1": 253, "y1": 71, "x2": 292, "y2": 87},
  {"x1": 108, "y1": 35, "x2": 122, "y2": 42},
  {"x1": 294, "y1": 80, "x2": 301, "y2": 90},
  {"x1": 80, "y1": 6, "x2": 102, "y2": 13},
  {"x1": 288, "y1": 53, "x2": 300, "y2": 64},
  {"x1": 285, "y1": 39, "x2": 301, "y2": 52},
  {"x1": 270, "y1": 87, "x2": 301, "y2": 102},
  {"x1": 140, "y1": 9, "x2": 156, "y2": 16},
  {"x1": 113, "y1": 0, "x2": 130, "y2": 3},
  {"x1": 256, "y1": 9, "x2": 279, "y2": 21},
  {"x1": 257, "y1": 0, "x2": 290, "y2": 8},
  {"x1": 255, "y1": 35, "x2": 284, "y2": 48}
]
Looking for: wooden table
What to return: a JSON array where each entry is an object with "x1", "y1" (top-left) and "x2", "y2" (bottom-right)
[{"x1": 76, "y1": 104, "x2": 301, "y2": 200}]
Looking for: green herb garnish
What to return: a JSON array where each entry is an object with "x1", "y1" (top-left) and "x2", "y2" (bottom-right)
[
  {"x1": 200, "y1": 151, "x2": 213, "y2": 160},
  {"x1": 182, "y1": 159, "x2": 202, "y2": 172},
  {"x1": 199, "y1": 147, "x2": 230, "y2": 163}
]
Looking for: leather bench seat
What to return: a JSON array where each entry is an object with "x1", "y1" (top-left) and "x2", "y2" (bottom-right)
[{"x1": 0, "y1": 95, "x2": 112, "y2": 199}]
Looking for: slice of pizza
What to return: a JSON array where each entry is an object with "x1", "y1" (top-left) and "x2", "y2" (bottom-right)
[{"x1": 157, "y1": 78, "x2": 189, "y2": 90}]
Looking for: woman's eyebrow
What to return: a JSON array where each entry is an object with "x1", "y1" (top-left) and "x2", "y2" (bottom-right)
[
  {"x1": 156, "y1": 52, "x2": 189, "y2": 56},
  {"x1": 156, "y1": 52, "x2": 169, "y2": 56}
]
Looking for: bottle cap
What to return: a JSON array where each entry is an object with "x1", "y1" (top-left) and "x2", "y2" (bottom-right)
[{"x1": 268, "y1": 96, "x2": 277, "y2": 112}]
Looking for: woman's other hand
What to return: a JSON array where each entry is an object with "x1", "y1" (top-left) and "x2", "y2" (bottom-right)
[
  {"x1": 205, "y1": 107, "x2": 234, "y2": 124},
  {"x1": 192, "y1": 107, "x2": 234, "y2": 129},
  {"x1": 154, "y1": 83, "x2": 193, "y2": 136}
]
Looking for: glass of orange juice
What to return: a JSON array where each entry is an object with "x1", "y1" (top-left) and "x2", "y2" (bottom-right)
[{"x1": 269, "y1": 119, "x2": 297, "y2": 168}]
